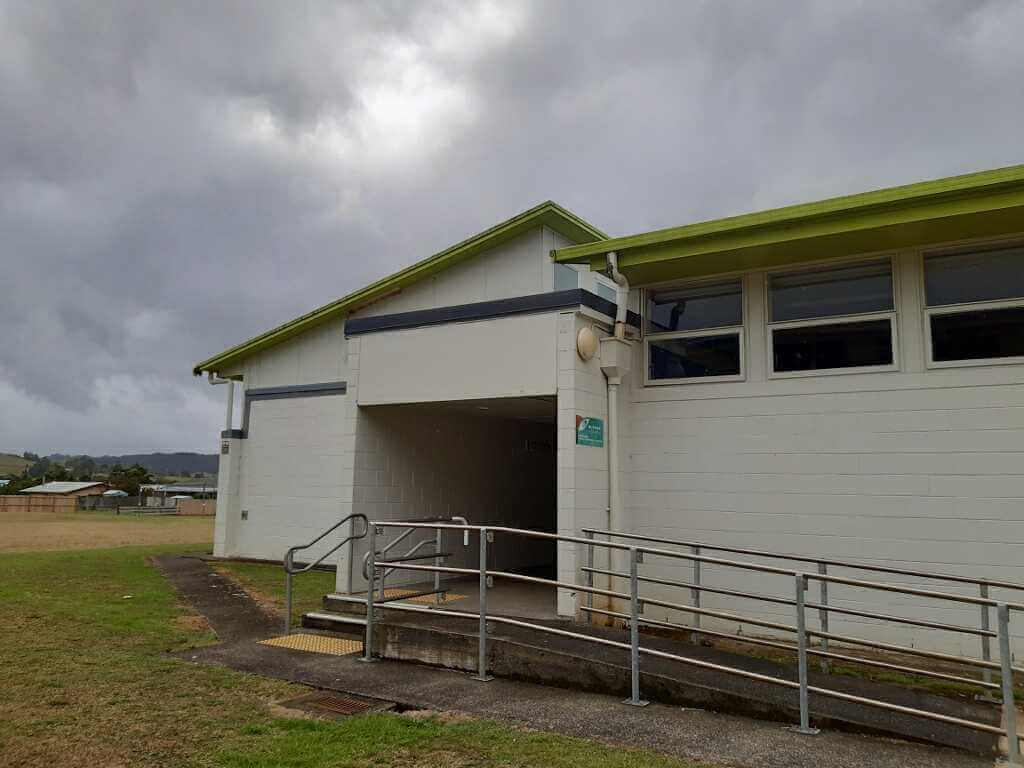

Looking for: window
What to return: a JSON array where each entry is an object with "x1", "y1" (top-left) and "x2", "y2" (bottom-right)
[
  {"x1": 768, "y1": 260, "x2": 896, "y2": 375},
  {"x1": 594, "y1": 279, "x2": 618, "y2": 303},
  {"x1": 645, "y1": 279, "x2": 743, "y2": 383},
  {"x1": 554, "y1": 263, "x2": 580, "y2": 292},
  {"x1": 924, "y1": 245, "x2": 1024, "y2": 366}
]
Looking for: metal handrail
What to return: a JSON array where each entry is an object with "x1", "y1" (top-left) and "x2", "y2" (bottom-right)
[
  {"x1": 356, "y1": 521, "x2": 1021, "y2": 762},
  {"x1": 362, "y1": 516, "x2": 469, "y2": 600},
  {"x1": 581, "y1": 565, "x2": 998, "y2": 637},
  {"x1": 582, "y1": 527, "x2": 1024, "y2": 593},
  {"x1": 282, "y1": 513, "x2": 368, "y2": 634},
  {"x1": 581, "y1": 526, "x2": 1024, "y2": 687}
]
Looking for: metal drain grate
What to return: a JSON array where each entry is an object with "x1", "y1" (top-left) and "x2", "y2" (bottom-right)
[{"x1": 308, "y1": 693, "x2": 377, "y2": 716}]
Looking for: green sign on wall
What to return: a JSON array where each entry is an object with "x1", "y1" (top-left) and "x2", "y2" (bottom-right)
[{"x1": 575, "y1": 415, "x2": 604, "y2": 447}]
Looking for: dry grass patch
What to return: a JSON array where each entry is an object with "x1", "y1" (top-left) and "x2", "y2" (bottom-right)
[{"x1": 0, "y1": 506, "x2": 213, "y2": 553}]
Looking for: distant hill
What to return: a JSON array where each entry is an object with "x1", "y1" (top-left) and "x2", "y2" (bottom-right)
[
  {"x1": 0, "y1": 453, "x2": 32, "y2": 476},
  {"x1": 47, "y1": 452, "x2": 219, "y2": 475}
]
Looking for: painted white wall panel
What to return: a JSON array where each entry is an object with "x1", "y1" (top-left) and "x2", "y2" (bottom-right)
[
  {"x1": 240, "y1": 316, "x2": 348, "y2": 389},
  {"x1": 357, "y1": 313, "x2": 558, "y2": 405},
  {"x1": 357, "y1": 228, "x2": 547, "y2": 318}
]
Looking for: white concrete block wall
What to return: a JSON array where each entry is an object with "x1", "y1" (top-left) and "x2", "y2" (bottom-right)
[
  {"x1": 234, "y1": 394, "x2": 354, "y2": 564},
  {"x1": 622, "y1": 249, "x2": 1024, "y2": 655},
  {"x1": 556, "y1": 311, "x2": 619, "y2": 617},
  {"x1": 213, "y1": 315, "x2": 359, "y2": 592},
  {"x1": 348, "y1": 404, "x2": 557, "y2": 592}
]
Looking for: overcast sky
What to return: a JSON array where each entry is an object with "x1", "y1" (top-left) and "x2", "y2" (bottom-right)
[{"x1": 2, "y1": 0, "x2": 1023, "y2": 456}]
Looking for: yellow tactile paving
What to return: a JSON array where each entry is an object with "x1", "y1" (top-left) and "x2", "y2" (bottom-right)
[{"x1": 259, "y1": 633, "x2": 363, "y2": 656}]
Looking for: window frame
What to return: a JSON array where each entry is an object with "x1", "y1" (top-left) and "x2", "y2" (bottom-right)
[
  {"x1": 765, "y1": 256, "x2": 900, "y2": 379},
  {"x1": 642, "y1": 278, "x2": 747, "y2": 386},
  {"x1": 923, "y1": 243, "x2": 1024, "y2": 369}
]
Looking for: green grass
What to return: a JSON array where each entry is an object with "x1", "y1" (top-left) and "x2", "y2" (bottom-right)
[
  {"x1": 218, "y1": 713, "x2": 699, "y2": 768},
  {"x1": 0, "y1": 451, "x2": 31, "y2": 475},
  {"x1": 213, "y1": 560, "x2": 336, "y2": 625},
  {"x1": 0, "y1": 545, "x2": 708, "y2": 768}
]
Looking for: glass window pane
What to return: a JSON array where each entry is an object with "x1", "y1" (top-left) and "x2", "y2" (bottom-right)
[
  {"x1": 770, "y1": 261, "x2": 893, "y2": 322},
  {"x1": 773, "y1": 319, "x2": 893, "y2": 372},
  {"x1": 649, "y1": 333, "x2": 741, "y2": 380},
  {"x1": 554, "y1": 263, "x2": 579, "y2": 292},
  {"x1": 925, "y1": 246, "x2": 1024, "y2": 307},
  {"x1": 647, "y1": 280, "x2": 742, "y2": 333},
  {"x1": 931, "y1": 306, "x2": 1024, "y2": 362},
  {"x1": 595, "y1": 281, "x2": 617, "y2": 303}
]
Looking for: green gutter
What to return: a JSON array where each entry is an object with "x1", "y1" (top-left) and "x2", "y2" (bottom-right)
[
  {"x1": 553, "y1": 164, "x2": 1024, "y2": 284},
  {"x1": 193, "y1": 201, "x2": 605, "y2": 375}
]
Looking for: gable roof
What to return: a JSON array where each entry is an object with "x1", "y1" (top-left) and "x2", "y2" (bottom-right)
[
  {"x1": 19, "y1": 481, "x2": 105, "y2": 494},
  {"x1": 553, "y1": 163, "x2": 1024, "y2": 285},
  {"x1": 193, "y1": 201, "x2": 606, "y2": 376}
]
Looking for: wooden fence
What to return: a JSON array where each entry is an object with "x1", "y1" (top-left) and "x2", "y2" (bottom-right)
[{"x1": 0, "y1": 495, "x2": 78, "y2": 514}]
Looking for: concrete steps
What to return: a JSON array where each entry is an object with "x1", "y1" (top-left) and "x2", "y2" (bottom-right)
[
  {"x1": 300, "y1": 602, "x2": 1005, "y2": 757},
  {"x1": 303, "y1": 611, "x2": 366, "y2": 637}
]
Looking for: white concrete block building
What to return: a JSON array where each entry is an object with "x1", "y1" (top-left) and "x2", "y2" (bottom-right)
[{"x1": 195, "y1": 165, "x2": 1024, "y2": 655}]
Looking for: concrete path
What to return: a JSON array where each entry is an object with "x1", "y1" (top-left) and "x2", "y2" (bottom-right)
[
  {"x1": 154, "y1": 554, "x2": 280, "y2": 641},
  {"x1": 161, "y1": 555, "x2": 995, "y2": 768}
]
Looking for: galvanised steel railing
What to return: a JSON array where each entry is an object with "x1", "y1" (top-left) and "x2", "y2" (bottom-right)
[
  {"x1": 580, "y1": 527, "x2": 1024, "y2": 687},
  {"x1": 361, "y1": 516, "x2": 469, "y2": 602},
  {"x1": 282, "y1": 513, "x2": 368, "y2": 634},
  {"x1": 358, "y1": 521, "x2": 1022, "y2": 764}
]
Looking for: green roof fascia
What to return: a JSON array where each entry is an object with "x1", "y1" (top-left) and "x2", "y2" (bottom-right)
[
  {"x1": 552, "y1": 164, "x2": 1024, "y2": 285},
  {"x1": 192, "y1": 201, "x2": 606, "y2": 376}
]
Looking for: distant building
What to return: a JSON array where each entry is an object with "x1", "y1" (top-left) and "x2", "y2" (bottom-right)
[
  {"x1": 17, "y1": 481, "x2": 108, "y2": 497},
  {"x1": 140, "y1": 481, "x2": 217, "y2": 507},
  {"x1": 1, "y1": 480, "x2": 110, "y2": 514}
]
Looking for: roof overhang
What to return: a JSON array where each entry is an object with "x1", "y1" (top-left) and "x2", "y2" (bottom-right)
[
  {"x1": 193, "y1": 201, "x2": 605, "y2": 376},
  {"x1": 553, "y1": 164, "x2": 1024, "y2": 285}
]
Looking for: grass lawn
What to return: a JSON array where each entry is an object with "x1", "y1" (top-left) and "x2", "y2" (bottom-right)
[{"x1": 0, "y1": 529, "x2": 708, "y2": 767}]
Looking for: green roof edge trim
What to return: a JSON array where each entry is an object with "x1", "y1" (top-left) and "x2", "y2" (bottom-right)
[
  {"x1": 192, "y1": 201, "x2": 606, "y2": 375},
  {"x1": 552, "y1": 163, "x2": 1024, "y2": 265}
]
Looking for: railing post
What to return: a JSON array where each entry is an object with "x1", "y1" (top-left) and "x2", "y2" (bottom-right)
[
  {"x1": 790, "y1": 573, "x2": 819, "y2": 735},
  {"x1": 981, "y1": 583, "x2": 993, "y2": 688},
  {"x1": 360, "y1": 524, "x2": 378, "y2": 663},
  {"x1": 284, "y1": 567, "x2": 293, "y2": 635},
  {"x1": 817, "y1": 562, "x2": 829, "y2": 673},
  {"x1": 434, "y1": 527, "x2": 443, "y2": 605},
  {"x1": 691, "y1": 545, "x2": 701, "y2": 643},
  {"x1": 378, "y1": 532, "x2": 386, "y2": 601},
  {"x1": 472, "y1": 528, "x2": 494, "y2": 681},
  {"x1": 623, "y1": 546, "x2": 649, "y2": 706},
  {"x1": 584, "y1": 530, "x2": 594, "y2": 624},
  {"x1": 998, "y1": 603, "x2": 1021, "y2": 766}
]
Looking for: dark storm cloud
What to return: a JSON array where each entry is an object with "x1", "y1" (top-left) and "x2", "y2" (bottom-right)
[{"x1": 2, "y1": 0, "x2": 1022, "y2": 454}]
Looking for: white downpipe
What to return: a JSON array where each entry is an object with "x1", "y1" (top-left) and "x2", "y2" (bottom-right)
[
  {"x1": 225, "y1": 380, "x2": 235, "y2": 431},
  {"x1": 603, "y1": 251, "x2": 630, "y2": 611},
  {"x1": 607, "y1": 250, "x2": 629, "y2": 339},
  {"x1": 607, "y1": 379, "x2": 622, "y2": 536},
  {"x1": 207, "y1": 372, "x2": 235, "y2": 431}
]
